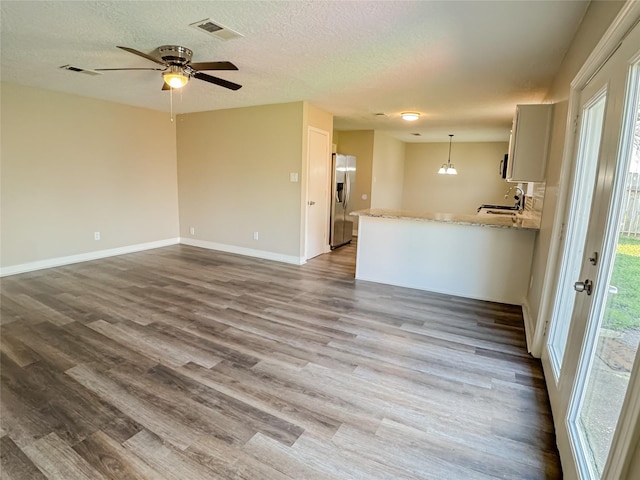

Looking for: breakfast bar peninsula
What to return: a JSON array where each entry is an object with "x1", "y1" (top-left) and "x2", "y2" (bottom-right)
[{"x1": 350, "y1": 208, "x2": 540, "y2": 305}]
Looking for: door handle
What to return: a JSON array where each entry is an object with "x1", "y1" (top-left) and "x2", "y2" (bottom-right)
[
  {"x1": 343, "y1": 173, "x2": 350, "y2": 208},
  {"x1": 574, "y1": 279, "x2": 593, "y2": 295},
  {"x1": 308, "y1": 200, "x2": 316, "y2": 206}
]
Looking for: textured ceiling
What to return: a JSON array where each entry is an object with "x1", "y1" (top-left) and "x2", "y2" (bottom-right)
[{"x1": 0, "y1": 1, "x2": 589, "y2": 142}]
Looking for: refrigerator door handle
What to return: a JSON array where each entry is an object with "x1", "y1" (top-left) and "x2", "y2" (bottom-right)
[{"x1": 344, "y1": 172, "x2": 350, "y2": 209}]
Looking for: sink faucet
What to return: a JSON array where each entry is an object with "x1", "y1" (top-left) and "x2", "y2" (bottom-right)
[{"x1": 505, "y1": 186, "x2": 525, "y2": 211}]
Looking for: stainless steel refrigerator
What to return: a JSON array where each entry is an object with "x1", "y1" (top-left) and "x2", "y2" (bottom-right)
[{"x1": 330, "y1": 153, "x2": 356, "y2": 249}]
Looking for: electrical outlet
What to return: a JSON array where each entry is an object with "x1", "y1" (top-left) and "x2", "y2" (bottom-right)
[
  {"x1": 94, "y1": 232, "x2": 101, "y2": 241},
  {"x1": 253, "y1": 231, "x2": 259, "y2": 240},
  {"x1": 189, "y1": 226, "x2": 195, "y2": 235}
]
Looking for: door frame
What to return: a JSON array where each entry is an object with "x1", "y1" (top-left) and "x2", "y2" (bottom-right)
[{"x1": 304, "y1": 126, "x2": 331, "y2": 261}]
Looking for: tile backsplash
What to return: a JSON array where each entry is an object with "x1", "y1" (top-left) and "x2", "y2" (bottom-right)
[{"x1": 524, "y1": 182, "x2": 545, "y2": 223}]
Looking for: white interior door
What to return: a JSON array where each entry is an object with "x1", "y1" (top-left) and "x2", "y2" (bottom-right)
[
  {"x1": 305, "y1": 127, "x2": 330, "y2": 260},
  {"x1": 543, "y1": 20, "x2": 640, "y2": 480}
]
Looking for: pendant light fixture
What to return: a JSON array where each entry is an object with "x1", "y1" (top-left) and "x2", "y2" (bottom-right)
[{"x1": 438, "y1": 134, "x2": 458, "y2": 175}]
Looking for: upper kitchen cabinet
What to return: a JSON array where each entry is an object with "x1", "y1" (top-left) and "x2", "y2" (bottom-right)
[{"x1": 506, "y1": 104, "x2": 553, "y2": 182}]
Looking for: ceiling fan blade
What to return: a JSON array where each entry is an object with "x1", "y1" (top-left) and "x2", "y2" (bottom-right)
[
  {"x1": 194, "y1": 72, "x2": 242, "y2": 91},
  {"x1": 117, "y1": 46, "x2": 166, "y2": 66},
  {"x1": 94, "y1": 67, "x2": 165, "y2": 71},
  {"x1": 190, "y1": 61, "x2": 238, "y2": 71}
]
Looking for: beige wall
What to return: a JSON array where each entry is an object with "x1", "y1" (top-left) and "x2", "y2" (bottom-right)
[
  {"x1": 305, "y1": 102, "x2": 334, "y2": 136},
  {"x1": 0, "y1": 83, "x2": 180, "y2": 268},
  {"x1": 526, "y1": 0, "x2": 626, "y2": 331},
  {"x1": 176, "y1": 102, "x2": 306, "y2": 258},
  {"x1": 371, "y1": 132, "x2": 405, "y2": 209},
  {"x1": 403, "y1": 142, "x2": 509, "y2": 214}
]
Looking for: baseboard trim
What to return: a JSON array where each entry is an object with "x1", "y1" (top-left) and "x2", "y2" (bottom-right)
[
  {"x1": 355, "y1": 273, "x2": 523, "y2": 306},
  {"x1": 521, "y1": 300, "x2": 535, "y2": 355},
  {"x1": 0, "y1": 238, "x2": 180, "y2": 277},
  {"x1": 180, "y1": 238, "x2": 305, "y2": 265}
]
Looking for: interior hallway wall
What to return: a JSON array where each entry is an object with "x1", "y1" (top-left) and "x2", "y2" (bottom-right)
[
  {"x1": 371, "y1": 131, "x2": 405, "y2": 210},
  {"x1": 176, "y1": 102, "x2": 306, "y2": 262}
]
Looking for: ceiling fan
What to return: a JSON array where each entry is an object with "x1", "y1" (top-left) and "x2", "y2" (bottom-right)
[{"x1": 95, "y1": 45, "x2": 242, "y2": 91}]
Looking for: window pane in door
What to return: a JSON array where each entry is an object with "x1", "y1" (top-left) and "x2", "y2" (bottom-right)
[
  {"x1": 548, "y1": 92, "x2": 606, "y2": 377},
  {"x1": 574, "y1": 78, "x2": 640, "y2": 479}
]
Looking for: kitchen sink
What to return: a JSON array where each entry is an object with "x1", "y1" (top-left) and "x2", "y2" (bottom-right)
[
  {"x1": 483, "y1": 210, "x2": 518, "y2": 215},
  {"x1": 477, "y1": 203, "x2": 520, "y2": 212}
]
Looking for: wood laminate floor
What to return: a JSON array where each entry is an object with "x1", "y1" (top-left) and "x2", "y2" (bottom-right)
[{"x1": 0, "y1": 242, "x2": 561, "y2": 479}]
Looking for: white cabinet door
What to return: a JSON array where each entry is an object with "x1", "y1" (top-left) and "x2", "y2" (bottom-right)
[{"x1": 507, "y1": 104, "x2": 553, "y2": 182}]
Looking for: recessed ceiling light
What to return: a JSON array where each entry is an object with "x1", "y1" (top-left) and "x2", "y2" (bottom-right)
[{"x1": 401, "y1": 112, "x2": 420, "y2": 121}]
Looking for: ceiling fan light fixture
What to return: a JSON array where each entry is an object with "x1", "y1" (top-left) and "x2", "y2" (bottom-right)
[
  {"x1": 401, "y1": 112, "x2": 420, "y2": 121},
  {"x1": 163, "y1": 66, "x2": 189, "y2": 88},
  {"x1": 106, "y1": 45, "x2": 242, "y2": 91}
]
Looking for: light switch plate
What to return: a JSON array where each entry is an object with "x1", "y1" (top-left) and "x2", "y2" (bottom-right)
[{"x1": 289, "y1": 172, "x2": 299, "y2": 182}]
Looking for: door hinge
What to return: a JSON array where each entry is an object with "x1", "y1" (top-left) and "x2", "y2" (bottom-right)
[
  {"x1": 543, "y1": 320, "x2": 549, "y2": 337},
  {"x1": 573, "y1": 114, "x2": 580, "y2": 134},
  {"x1": 559, "y1": 222, "x2": 566, "y2": 242}
]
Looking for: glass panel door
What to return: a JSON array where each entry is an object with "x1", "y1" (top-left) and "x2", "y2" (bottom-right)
[
  {"x1": 548, "y1": 90, "x2": 607, "y2": 379},
  {"x1": 568, "y1": 67, "x2": 640, "y2": 479}
]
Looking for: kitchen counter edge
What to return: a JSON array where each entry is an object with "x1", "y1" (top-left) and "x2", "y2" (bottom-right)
[{"x1": 350, "y1": 208, "x2": 541, "y2": 231}]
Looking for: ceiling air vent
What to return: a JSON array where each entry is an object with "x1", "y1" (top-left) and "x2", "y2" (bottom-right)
[
  {"x1": 59, "y1": 65, "x2": 102, "y2": 76},
  {"x1": 190, "y1": 18, "x2": 243, "y2": 41}
]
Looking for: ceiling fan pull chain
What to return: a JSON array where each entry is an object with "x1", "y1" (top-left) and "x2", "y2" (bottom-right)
[{"x1": 170, "y1": 87, "x2": 174, "y2": 123}]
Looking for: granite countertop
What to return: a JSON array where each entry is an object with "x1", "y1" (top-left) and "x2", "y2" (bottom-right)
[{"x1": 350, "y1": 208, "x2": 541, "y2": 231}]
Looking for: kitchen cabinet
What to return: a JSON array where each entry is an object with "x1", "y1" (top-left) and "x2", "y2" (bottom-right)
[{"x1": 506, "y1": 104, "x2": 553, "y2": 182}]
